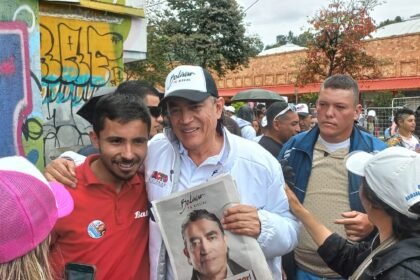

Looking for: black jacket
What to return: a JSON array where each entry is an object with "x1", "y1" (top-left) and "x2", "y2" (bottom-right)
[{"x1": 318, "y1": 233, "x2": 420, "y2": 279}]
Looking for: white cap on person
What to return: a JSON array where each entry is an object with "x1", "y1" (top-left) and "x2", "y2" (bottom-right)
[
  {"x1": 346, "y1": 147, "x2": 420, "y2": 219},
  {"x1": 162, "y1": 65, "x2": 218, "y2": 103}
]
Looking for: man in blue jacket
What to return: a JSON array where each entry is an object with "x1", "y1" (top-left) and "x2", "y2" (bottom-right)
[{"x1": 279, "y1": 74, "x2": 387, "y2": 279}]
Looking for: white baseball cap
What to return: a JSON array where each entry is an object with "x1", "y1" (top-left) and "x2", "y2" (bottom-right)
[
  {"x1": 162, "y1": 65, "x2": 218, "y2": 103},
  {"x1": 346, "y1": 147, "x2": 420, "y2": 219},
  {"x1": 224, "y1": 105, "x2": 235, "y2": 113},
  {"x1": 295, "y1": 103, "x2": 310, "y2": 116},
  {"x1": 367, "y1": 110, "x2": 376, "y2": 117}
]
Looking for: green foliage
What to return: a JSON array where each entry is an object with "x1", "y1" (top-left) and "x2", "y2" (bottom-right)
[
  {"x1": 125, "y1": 0, "x2": 264, "y2": 87},
  {"x1": 265, "y1": 31, "x2": 314, "y2": 50},
  {"x1": 231, "y1": 101, "x2": 246, "y2": 113},
  {"x1": 298, "y1": 92, "x2": 319, "y2": 106},
  {"x1": 371, "y1": 91, "x2": 393, "y2": 107},
  {"x1": 124, "y1": 22, "x2": 171, "y2": 86},
  {"x1": 296, "y1": 0, "x2": 382, "y2": 85},
  {"x1": 367, "y1": 91, "x2": 404, "y2": 107},
  {"x1": 377, "y1": 16, "x2": 402, "y2": 28}
]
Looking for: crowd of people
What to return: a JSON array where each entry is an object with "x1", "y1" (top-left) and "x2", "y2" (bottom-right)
[{"x1": 1, "y1": 65, "x2": 420, "y2": 280}]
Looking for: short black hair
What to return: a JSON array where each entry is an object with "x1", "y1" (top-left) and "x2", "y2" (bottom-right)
[
  {"x1": 237, "y1": 106, "x2": 254, "y2": 123},
  {"x1": 92, "y1": 93, "x2": 151, "y2": 135},
  {"x1": 266, "y1": 101, "x2": 289, "y2": 128},
  {"x1": 116, "y1": 80, "x2": 161, "y2": 100},
  {"x1": 181, "y1": 209, "x2": 224, "y2": 241},
  {"x1": 394, "y1": 108, "x2": 415, "y2": 127}
]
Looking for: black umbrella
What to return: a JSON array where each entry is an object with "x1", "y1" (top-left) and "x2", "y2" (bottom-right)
[
  {"x1": 77, "y1": 86, "x2": 117, "y2": 123},
  {"x1": 231, "y1": 88, "x2": 286, "y2": 102}
]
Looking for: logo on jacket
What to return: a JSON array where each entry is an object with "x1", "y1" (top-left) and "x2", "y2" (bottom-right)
[{"x1": 149, "y1": 170, "x2": 169, "y2": 187}]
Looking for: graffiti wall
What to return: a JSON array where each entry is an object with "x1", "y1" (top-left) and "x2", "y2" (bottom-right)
[
  {"x1": 0, "y1": 22, "x2": 33, "y2": 158},
  {"x1": 0, "y1": 1, "x2": 146, "y2": 169},
  {"x1": 0, "y1": 0, "x2": 44, "y2": 168},
  {"x1": 40, "y1": 13, "x2": 126, "y2": 163}
]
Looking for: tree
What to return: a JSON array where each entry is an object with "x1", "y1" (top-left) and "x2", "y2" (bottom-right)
[
  {"x1": 265, "y1": 31, "x2": 314, "y2": 50},
  {"x1": 377, "y1": 16, "x2": 402, "y2": 28},
  {"x1": 124, "y1": 0, "x2": 171, "y2": 85},
  {"x1": 126, "y1": 0, "x2": 263, "y2": 85},
  {"x1": 161, "y1": 0, "x2": 263, "y2": 76},
  {"x1": 124, "y1": 23, "x2": 171, "y2": 86},
  {"x1": 296, "y1": 0, "x2": 382, "y2": 85}
]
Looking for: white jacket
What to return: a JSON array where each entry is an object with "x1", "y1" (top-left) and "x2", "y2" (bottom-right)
[{"x1": 145, "y1": 128, "x2": 299, "y2": 280}]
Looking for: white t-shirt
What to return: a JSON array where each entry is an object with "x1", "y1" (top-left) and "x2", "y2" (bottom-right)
[{"x1": 401, "y1": 134, "x2": 420, "y2": 151}]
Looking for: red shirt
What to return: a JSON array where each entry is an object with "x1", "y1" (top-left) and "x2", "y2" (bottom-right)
[{"x1": 51, "y1": 155, "x2": 149, "y2": 280}]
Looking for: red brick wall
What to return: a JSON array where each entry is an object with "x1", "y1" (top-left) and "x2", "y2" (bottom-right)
[{"x1": 217, "y1": 33, "x2": 420, "y2": 92}]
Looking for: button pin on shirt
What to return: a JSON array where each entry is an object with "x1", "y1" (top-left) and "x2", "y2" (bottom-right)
[{"x1": 211, "y1": 169, "x2": 219, "y2": 176}]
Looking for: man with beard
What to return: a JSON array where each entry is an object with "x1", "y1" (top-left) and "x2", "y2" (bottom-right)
[
  {"x1": 78, "y1": 80, "x2": 163, "y2": 156},
  {"x1": 50, "y1": 93, "x2": 151, "y2": 280}
]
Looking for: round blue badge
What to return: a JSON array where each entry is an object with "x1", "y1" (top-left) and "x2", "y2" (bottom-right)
[{"x1": 87, "y1": 220, "x2": 106, "y2": 239}]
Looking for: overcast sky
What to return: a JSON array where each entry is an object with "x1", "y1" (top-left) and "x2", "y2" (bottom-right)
[{"x1": 237, "y1": 0, "x2": 420, "y2": 46}]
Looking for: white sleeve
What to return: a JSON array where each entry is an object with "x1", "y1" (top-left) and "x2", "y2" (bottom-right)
[
  {"x1": 59, "y1": 151, "x2": 87, "y2": 166},
  {"x1": 241, "y1": 126, "x2": 257, "y2": 140}
]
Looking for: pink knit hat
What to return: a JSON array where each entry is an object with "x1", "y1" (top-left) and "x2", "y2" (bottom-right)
[{"x1": 0, "y1": 156, "x2": 74, "y2": 263}]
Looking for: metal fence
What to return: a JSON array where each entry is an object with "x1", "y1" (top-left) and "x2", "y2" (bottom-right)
[
  {"x1": 392, "y1": 96, "x2": 420, "y2": 112},
  {"x1": 362, "y1": 107, "x2": 399, "y2": 140},
  {"x1": 360, "y1": 97, "x2": 420, "y2": 140}
]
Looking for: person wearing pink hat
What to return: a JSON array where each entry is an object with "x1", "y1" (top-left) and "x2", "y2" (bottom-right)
[
  {"x1": 286, "y1": 146, "x2": 420, "y2": 279},
  {"x1": 0, "y1": 156, "x2": 73, "y2": 280}
]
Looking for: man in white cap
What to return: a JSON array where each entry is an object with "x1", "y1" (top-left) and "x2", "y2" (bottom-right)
[
  {"x1": 296, "y1": 103, "x2": 312, "y2": 132},
  {"x1": 224, "y1": 105, "x2": 236, "y2": 118},
  {"x1": 147, "y1": 65, "x2": 299, "y2": 279}
]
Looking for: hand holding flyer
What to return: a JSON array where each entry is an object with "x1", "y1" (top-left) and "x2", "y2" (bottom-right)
[{"x1": 151, "y1": 174, "x2": 273, "y2": 280}]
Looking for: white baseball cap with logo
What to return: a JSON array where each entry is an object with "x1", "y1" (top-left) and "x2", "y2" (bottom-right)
[
  {"x1": 346, "y1": 146, "x2": 420, "y2": 219},
  {"x1": 295, "y1": 103, "x2": 310, "y2": 116},
  {"x1": 162, "y1": 65, "x2": 218, "y2": 103}
]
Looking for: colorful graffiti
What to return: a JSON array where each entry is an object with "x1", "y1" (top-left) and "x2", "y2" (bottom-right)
[
  {"x1": 40, "y1": 15, "x2": 125, "y2": 163},
  {"x1": 0, "y1": 21, "x2": 33, "y2": 158},
  {"x1": 0, "y1": 1, "x2": 145, "y2": 168}
]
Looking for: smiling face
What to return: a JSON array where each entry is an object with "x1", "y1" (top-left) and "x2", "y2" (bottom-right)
[
  {"x1": 167, "y1": 96, "x2": 224, "y2": 154},
  {"x1": 183, "y1": 218, "x2": 228, "y2": 279},
  {"x1": 91, "y1": 118, "x2": 148, "y2": 185},
  {"x1": 316, "y1": 87, "x2": 361, "y2": 143}
]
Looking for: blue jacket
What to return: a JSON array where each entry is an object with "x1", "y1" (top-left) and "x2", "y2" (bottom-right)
[{"x1": 278, "y1": 125, "x2": 387, "y2": 212}]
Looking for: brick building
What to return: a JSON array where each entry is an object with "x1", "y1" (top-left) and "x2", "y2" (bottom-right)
[{"x1": 217, "y1": 17, "x2": 420, "y2": 102}]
